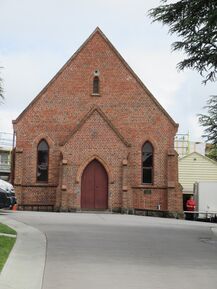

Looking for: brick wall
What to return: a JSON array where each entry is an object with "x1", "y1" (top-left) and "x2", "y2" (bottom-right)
[{"x1": 13, "y1": 28, "x2": 182, "y2": 214}]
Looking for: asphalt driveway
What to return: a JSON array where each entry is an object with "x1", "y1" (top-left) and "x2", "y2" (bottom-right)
[{"x1": 5, "y1": 211, "x2": 217, "y2": 289}]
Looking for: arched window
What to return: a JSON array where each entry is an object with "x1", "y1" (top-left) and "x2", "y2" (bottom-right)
[
  {"x1": 142, "y1": 142, "x2": 153, "y2": 184},
  {"x1": 93, "y1": 76, "x2": 99, "y2": 94},
  {"x1": 37, "y1": 140, "x2": 49, "y2": 182}
]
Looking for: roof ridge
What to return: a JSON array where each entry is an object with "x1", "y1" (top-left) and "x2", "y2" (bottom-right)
[
  {"x1": 179, "y1": 151, "x2": 217, "y2": 165},
  {"x1": 13, "y1": 27, "x2": 104, "y2": 125},
  {"x1": 13, "y1": 27, "x2": 178, "y2": 128}
]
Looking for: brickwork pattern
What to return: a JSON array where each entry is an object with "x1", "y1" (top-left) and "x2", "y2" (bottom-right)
[
  {"x1": 59, "y1": 109, "x2": 129, "y2": 210},
  {"x1": 13, "y1": 29, "x2": 182, "y2": 213}
]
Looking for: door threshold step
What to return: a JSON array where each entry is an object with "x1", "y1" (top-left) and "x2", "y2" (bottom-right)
[{"x1": 78, "y1": 210, "x2": 112, "y2": 214}]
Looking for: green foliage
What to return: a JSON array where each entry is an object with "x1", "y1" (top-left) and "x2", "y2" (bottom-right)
[
  {"x1": 0, "y1": 236, "x2": 16, "y2": 271},
  {"x1": 198, "y1": 95, "x2": 217, "y2": 145},
  {"x1": 206, "y1": 144, "x2": 217, "y2": 161},
  {"x1": 149, "y1": 0, "x2": 217, "y2": 84}
]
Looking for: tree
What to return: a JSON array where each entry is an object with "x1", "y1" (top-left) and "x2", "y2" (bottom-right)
[
  {"x1": 198, "y1": 95, "x2": 217, "y2": 145},
  {"x1": 206, "y1": 144, "x2": 217, "y2": 161},
  {"x1": 149, "y1": 0, "x2": 217, "y2": 84}
]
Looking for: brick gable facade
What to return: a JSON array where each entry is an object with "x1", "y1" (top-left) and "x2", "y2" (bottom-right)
[{"x1": 13, "y1": 28, "x2": 182, "y2": 214}]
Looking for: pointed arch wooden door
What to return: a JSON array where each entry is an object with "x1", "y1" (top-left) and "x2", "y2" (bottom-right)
[{"x1": 81, "y1": 160, "x2": 108, "y2": 209}]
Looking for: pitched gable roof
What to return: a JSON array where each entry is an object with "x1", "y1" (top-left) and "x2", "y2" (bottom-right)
[
  {"x1": 61, "y1": 105, "x2": 131, "y2": 147},
  {"x1": 13, "y1": 27, "x2": 178, "y2": 127},
  {"x1": 179, "y1": 151, "x2": 217, "y2": 166}
]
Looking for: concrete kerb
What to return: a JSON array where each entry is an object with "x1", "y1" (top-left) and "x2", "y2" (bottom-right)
[{"x1": 0, "y1": 214, "x2": 46, "y2": 289}]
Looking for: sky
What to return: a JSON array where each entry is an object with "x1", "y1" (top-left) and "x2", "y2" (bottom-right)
[{"x1": 0, "y1": 0, "x2": 216, "y2": 142}]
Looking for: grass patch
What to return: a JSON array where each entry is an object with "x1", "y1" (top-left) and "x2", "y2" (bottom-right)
[
  {"x1": 0, "y1": 223, "x2": 16, "y2": 235},
  {"x1": 0, "y1": 236, "x2": 16, "y2": 271}
]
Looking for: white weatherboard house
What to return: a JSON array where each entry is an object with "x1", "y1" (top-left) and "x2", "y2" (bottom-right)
[
  {"x1": 179, "y1": 152, "x2": 217, "y2": 194},
  {"x1": 179, "y1": 152, "x2": 217, "y2": 209}
]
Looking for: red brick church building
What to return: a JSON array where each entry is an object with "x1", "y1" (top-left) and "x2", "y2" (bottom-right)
[{"x1": 13, "y1": 28, "x2": 182, "y2": 215}]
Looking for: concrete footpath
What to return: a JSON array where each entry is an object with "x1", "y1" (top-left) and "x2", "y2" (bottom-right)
[
  {"x1": 211, "y1": 227, "x2": 217, "y2": 239},
  {"x1": 0, "y1": 213, "x2": 46, "y2": 289}
]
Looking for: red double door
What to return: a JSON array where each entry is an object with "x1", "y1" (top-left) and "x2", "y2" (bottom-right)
[{"x1": 81, "y1": 160, "x2": 108, "y2": 210}]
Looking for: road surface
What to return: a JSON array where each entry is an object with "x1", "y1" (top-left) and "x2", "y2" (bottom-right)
[{"x1": 7, "y1": 211, "x2": 217, "y2": 289}]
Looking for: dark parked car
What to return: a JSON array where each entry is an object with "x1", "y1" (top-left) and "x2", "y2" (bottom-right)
[
  {"x1": 11, "y1": 191, "x2": 16, "y2": 207},
  {"x1": 0, "y1": 180, "x2": 16, "y2": 209},
  {"x1": 5, "y1": 190, "x2": 16, "y2": 208},
  {"x1": 0, "y1": 188, "x2": 12, "y2": 209}
]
